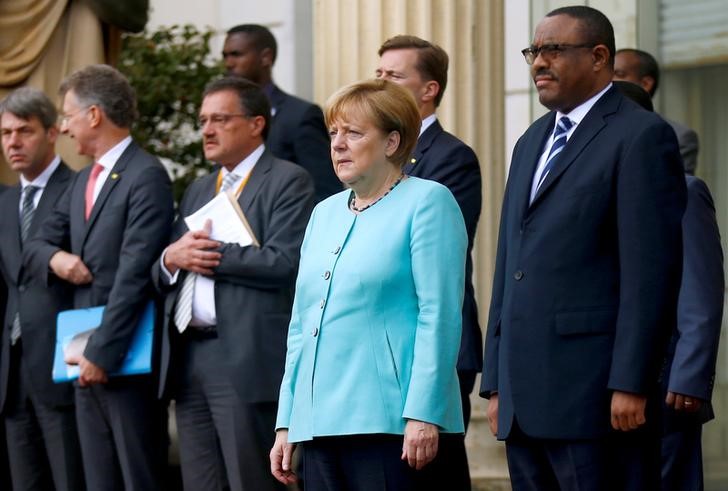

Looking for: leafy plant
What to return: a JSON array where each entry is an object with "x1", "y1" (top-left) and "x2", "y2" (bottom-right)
[{"x1": 119, "y1": 24, "x2": 224, "y2": 201}]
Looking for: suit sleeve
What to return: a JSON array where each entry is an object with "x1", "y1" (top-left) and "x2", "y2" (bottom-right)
[
  {"x1": 402, "y1": 185, "x2": 467, "y2": 426},
  {"x1": 84, "y1": 164, "x2": 174, "y2": 371},
  {"x1": 23, "y1": 175, "x2": 76, "y2": 286},
  {"x1": 668, "y1": 178, "x2": 723, "y2": 400},
  {"x1": 607, "y1": 121, "x2": 687, "y2": 394},
  {"x1": 213, "y1": 170, "x2": 315, "y2": 289},
  {"x1": 291, "y1": 104, "x2": 341, "y2": 201}
]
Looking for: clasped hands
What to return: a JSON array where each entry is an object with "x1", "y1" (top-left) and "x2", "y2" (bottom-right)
[{"x1": 164, "y1": 219, "x2": 221, "y2": 275}]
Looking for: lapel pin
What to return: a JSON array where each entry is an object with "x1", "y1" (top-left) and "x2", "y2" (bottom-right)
[
  {"x1": 410, "y1": 158, "x2": 416, "y2": 164},
  {"x1": 111, "y1": 173, "x2": 119, "y2": 180}
]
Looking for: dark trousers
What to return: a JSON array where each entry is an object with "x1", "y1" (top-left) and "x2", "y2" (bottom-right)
[
  {"x1": 75, "y1": 375, "x2": 166, "y2": 491},
  {"x1": 4, "y1": 342, "x2": 84, "y2": 491},
  {"x1": 302, "y1": 434, "x2": 416, "y2": 491},
  {"x1": 505, "y1": 419, "x2": 661, "y2": 491},
  {"x1": 661, "y1": 426, "x2": 703, "y2": 491},
  {"x1": 174, "y1": 332, "x2": 284, "y2": 491}
]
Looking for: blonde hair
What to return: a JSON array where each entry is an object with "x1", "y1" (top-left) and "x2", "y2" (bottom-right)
[{"x1": 325, "y1": 79, "x2": 420, "y2": 167}]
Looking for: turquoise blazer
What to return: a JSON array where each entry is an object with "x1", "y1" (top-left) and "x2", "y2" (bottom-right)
[{"x1": 276, "y1": 177, "x2": 467, "y2": 443}]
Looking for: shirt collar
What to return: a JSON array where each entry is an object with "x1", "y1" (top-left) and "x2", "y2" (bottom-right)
[
  {"x1": 419, "y1": 114, "x2": 437, "y2": 137},
  {"x1": 20, "y1": 155, "x2": 61, "y2": 190},
  {"x1": 556, "y1": 82, "x2": 613, "y2": 129},
  {"x1": 97, "y1": 136, "x2": 133, "y2": 170},
  {"x1": 222, "y1": 144, "x2": 265, "y2": 179}
]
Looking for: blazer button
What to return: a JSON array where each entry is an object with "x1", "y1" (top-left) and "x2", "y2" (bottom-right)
[
  {"x1": 320, "y1": 299, "x2": 326, "y2": 309},
  {"x1": 323, "y1": 271, "x2": 331, "y2": 280},
  {"x1": 513, "y1": 270, "x2": 524, "y2": 281},
  {"x1": 18, "y1": 285, "x2": 26, "y2": 293},
  {"x1": 311, "y1": 327, "x2": 319, "y2": 337},
  {"x1": 333, "y1": 246, "x2": 341, "y2": 255}
]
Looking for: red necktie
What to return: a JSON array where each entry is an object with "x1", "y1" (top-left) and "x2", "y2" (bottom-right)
[{"x1": 85, "y1": 163, "x2": 104, "y2": 220}]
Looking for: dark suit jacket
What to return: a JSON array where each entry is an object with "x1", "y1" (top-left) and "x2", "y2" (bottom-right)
[
  {"x1": 662, "y1": 175, "x2": 723, "y2": 433},
  {"x1": 25, "y1": 141, "x2": 174, "y2": 373},
  {"x1": 404, "y1": 120, "x2": 482, "y2": 372},
  {"x1": 667, "y1": 119, "x2": 699, "y2": 175},
  {"x1": 481, "y1": 87, "x2": 687, "y2": 440},
  {"x1": 266, "y1": 84, "x2": 340, "y2": 201},
  {"x1": 152, "y1": 149, "x2": 315, "y2": 402},
  {"x1": 0, "y1": 163, "x2": 75, "y2": 410}
]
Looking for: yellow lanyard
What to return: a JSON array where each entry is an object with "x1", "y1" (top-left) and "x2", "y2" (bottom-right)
[{"x1": 215, "y1": 169, "x2": 251, "y2": 197}]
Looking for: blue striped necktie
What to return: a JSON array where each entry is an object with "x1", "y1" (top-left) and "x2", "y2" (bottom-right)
[
  {"x1": 536, "y1": 116, "x2": 573, "y2": 191},
  {"x1": 11, "y1": 185, "x2": 40, "y2": 345}
]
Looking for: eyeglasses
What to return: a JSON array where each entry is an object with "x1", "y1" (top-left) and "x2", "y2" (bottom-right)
[
  {"x1": 198, "y1": 113, "x2": 248, "y2": 127},
  {"x1": 521, "y1": 44, "x2": 595, "y2": 65},
  {"x1": 59, "y1": 107, "x2": 90, "y2": 125}
]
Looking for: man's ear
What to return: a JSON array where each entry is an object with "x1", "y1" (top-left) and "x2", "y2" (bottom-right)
[
  {"x1": 640, "y1": 76, "x2": 656, "y2": 96},
  {"x1": 249, "y1": 115, "x2": 267, "y2": 138},
  {"x1": 421, "y1": 80, "x2": 440, "y2": 105},
  {"x1": 260, "y1": 47, "x2": 274, "y2": 69},
  {"x1": 592, "y1": 44, "x2": 610, "y2": 72}
]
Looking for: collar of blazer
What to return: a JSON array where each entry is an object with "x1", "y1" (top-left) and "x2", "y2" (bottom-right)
[
  {"x1": 82, "y1": 141, "x2": 136, "y2": 241},
  {"x1": 201, "y1": 149, "x2": 274, "y2": 215},
  {"x1": 2, "y1": 163, "x2": 72, "y2": 283},
  {"x1": 406, "y1": 119, "x2": 444, "y2": 173},
  {"x1": 525, "y1": 86, "x2": 621, "y2": 212}
]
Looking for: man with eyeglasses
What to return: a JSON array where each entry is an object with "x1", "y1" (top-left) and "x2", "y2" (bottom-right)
[
  {"x1": 24, "y1": 65, "x2": 174, "y2": 490},
  {"x1": 151, "y1": 77, "x2": 315, "y2": 490},
  {"x1": 0, "y1": 87, "x2": 84, "y2": 491},
  {"x1": 481, "y1": 6, "x2": 686, "y2": 490}
]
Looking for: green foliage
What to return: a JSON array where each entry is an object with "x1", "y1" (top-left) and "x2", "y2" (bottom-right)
[{"x1": 119, "y1": 24, "x2": 224, "y2": 201}]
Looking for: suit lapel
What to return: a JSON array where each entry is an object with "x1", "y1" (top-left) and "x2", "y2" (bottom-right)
[
  {"x1": 82, "y1": 142, "x2": 136, "y2": 245},
  {"x1": 238, "y1": 150, "x2": 273, "y2": 214},
  {"x1": 406, "y1": 121, "x2": 442, "y2": 175},
  {"x1": 30, "y1": 163, "x2": 71, "y2": 240},
  {"x1": 529, "y1": 87, "x2": 621, "y2": 209},
  {"x1": 514, "y1": 114, "x2": 554, "y2": 220},
  {"x1": 3, "y1": 186, "x2": 23, "y2": 283}
]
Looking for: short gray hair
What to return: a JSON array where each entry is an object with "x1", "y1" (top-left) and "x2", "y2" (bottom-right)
[
  {"x1": 0, "y1": 87, "x2": 58, "y2": 129},
  {"x1": 59, "y1": 64, "x2": 138, "y2": 128}
]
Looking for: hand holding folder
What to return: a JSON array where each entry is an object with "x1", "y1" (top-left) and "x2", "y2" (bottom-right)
[{"x1": 184, "y1": 191, "x2": 259, "y2": 247}]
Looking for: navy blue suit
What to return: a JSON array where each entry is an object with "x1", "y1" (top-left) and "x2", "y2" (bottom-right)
[
  {"x1": 660, "y1": 175, "x2": 723, "y2": 491},
  {"x1": 481, "y1": 87, "x2": 686, "y2": 490},
  {"x1": 404, "y1": 121, "x2": 481, "y2": 491},
  {"x1": 266, "y1": 85, "x2": 341, "y2": 201}
]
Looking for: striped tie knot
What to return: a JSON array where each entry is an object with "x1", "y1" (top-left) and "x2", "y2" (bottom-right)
[
  {"x1": 220, "y1": 172, "x2": 239, "y2": 193},
  {"x1": 20, "y1": 185, "x2": 40, "y2": 243},
  {"x1": 536, "y1": 116, "x2": 573, "y2": 190}
]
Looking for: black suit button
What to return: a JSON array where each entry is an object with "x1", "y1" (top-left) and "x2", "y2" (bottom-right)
[
  {"x1": 18, "y1": 285, "x2": 26, "y2": 293},
  {"x1": 514, "y1": 270, "x2": 524, "y2": 281}
]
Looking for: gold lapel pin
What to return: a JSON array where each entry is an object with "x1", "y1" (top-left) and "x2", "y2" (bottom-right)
[
  {"x1": 111, "y1": 173, "x2": 119, "y2": 180},
  {"x1": 410, "y1": 158, "x2": 416, "y2": 164}
]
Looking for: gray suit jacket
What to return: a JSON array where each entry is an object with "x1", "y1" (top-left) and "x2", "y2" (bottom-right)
[
  {"x1": 25, "y1": 141, "x2": 174, "y2": 373},
  {"x1": 667, "y1": 119, "x2": 699, "y2": 175},
  {"x1": 152, "y1": 149, "x2": 315, "y2": 402}
]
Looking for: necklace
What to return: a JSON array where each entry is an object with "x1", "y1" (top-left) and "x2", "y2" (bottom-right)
[{"x1": 349, "y1": 174, "x2": 405, "y2": 212}]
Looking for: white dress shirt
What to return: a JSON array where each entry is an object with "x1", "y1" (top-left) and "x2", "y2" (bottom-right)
[
  {"x1": 162, "y1": 144, "x2": 264, "y2": 327},
  {"x1": 419, "y1": 113, "x2": 437, "y2": 137},
  {"x1": 529, "y1": 83, "x2": 613, "y2": 203},
  {"x1": 91, "y1": 135, "x2": 133, "y2": 204}
]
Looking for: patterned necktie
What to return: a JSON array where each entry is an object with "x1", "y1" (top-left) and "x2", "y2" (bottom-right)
[
  {"x1": 11, "y1": 185, "x2": 40, "y2": 344},
  {"x1": 174, "y1": 171, "x2": 239, "y2": 332},
  {"x1": 535, "y1": 116, "x2": 574, "y2": 191},
  {"x1": 85, "y1": 163, "x2": 104, "y2": 221}
]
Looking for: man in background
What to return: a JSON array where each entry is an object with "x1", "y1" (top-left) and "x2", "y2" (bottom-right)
[
  {"x1": 152, "y1": 77, "x2": 315, "y2": 491},
  {"x1": 24, "y1": 65, "x2": 174, "y2": 490},
  {"x1": 223, "y1": 24, "x2": 340, "y2": 201},
  {"x1": 0, "y1": 87, "x2": 84, "y2": 491},
  {"x1": 614, "y1": 48, "x2": 699, "y2": 174},
  {"x1": 377, "y1": 34, "x2": 482, "y2": 490}
]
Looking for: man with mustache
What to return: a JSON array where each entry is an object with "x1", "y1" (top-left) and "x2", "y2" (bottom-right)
[
  {"x1": 481, "y1": 6, "x2": 686, "y2": 490},
  {"x1": 152, "y1": 77, "x2": 315, "y2": 490}
]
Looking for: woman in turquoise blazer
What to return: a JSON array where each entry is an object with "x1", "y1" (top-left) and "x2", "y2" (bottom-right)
[{"x1": 270, "y1": 79, "x2": 467, "y2": 489}]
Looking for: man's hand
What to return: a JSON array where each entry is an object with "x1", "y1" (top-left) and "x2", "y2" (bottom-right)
[
  {"x1": 666, "y1": 391, "x2": 703, "y2": 413},
  {"x1": 487, "y1": 393, "x2": 499, "y2": 436},
  {"x1": 270, "y1": 429, "x2": 297, "y2": 485},
  {"x1": 610, "y1": 390, "x2": 647, "y2": 431},
  {"x1": 49, "y1": 251, "x2": 93, "y2": 285},
  {"x1": 77, "y1": 356, "x2": 108, "y2": 387},
  {"x1": 164, "y1": 220, "x2": 221, "y2": 276},
  {"x1": 401, "y1": 419, "x2": 439, "y2": 470}
]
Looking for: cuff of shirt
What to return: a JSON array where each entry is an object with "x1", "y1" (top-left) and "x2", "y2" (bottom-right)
[{"x1": 160, "y1": 248, "x2": 180, "y2": 285}]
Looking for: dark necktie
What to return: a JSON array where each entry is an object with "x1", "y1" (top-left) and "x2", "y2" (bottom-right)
[
  {"x1": 11, "y1": 185, "x2": 40, "y2": 344},
  {"x1": 535, "y1": 116, "x2": 574, "y2": 191}
]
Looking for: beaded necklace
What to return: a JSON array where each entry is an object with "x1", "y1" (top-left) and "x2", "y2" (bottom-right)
[{"x1": 348, "y1": 174, "x2": 405, "y2": 213}]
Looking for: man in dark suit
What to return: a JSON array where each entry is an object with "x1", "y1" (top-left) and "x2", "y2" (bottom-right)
[
  {"x1": 376, "y1": 34, "x2": 481, "y2": 490},
  {"x1": 614, "y1": 48, "x2": 699, "y2": 174},
  {"x1": 481, "y1": 6, "x2": 686, "y2": 490},
  {"x1": 24, "y1": 65, "x2": 174, "y2": 490},
  {"x1": 0, "y1": 87, "x2": 84, "y2": 490},
  {"x1": 614, "y1": 79, "x2": 724, "y2": 491},
  {"x1": 223, "y1": 24, "x2": 340, "y2": 201},
  {"x1": 152, "y1": 77, "x2": 315, "y2": 491}
]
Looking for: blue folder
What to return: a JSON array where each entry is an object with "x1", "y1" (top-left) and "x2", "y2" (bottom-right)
[{"x1": 52, "y1": 301, "x2": 155, "y2": 383}]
